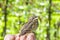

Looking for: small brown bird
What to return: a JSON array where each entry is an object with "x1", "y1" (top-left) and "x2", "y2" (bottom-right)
[{"x1": 19, "y1": 16, "x2": 38, "y2": 36}]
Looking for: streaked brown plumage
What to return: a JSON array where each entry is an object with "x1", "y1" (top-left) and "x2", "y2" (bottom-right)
[{"x1": 19, "y1": 16, "x2": 38, "y2": 36}]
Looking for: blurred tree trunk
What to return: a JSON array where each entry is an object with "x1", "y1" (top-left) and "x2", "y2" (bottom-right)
[
  {"x1": 46, "y1": 0, "x2": 52, "y2": 40},
  {"x1": 3, "y1": 0, "x2": 8, "y2": 36}
]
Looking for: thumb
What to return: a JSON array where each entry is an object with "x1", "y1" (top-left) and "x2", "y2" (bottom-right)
[{"x1": 4, "y1": 34, "x2": 15, "y2": 40}]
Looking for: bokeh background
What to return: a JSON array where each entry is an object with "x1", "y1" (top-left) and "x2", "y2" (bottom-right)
[{"x1": 0, "y1": 0, "x2": 60, "y2": 40}]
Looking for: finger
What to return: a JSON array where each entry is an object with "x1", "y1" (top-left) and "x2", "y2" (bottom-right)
[
  {"x1": 20, "y1": 35, "x2": 27, "y2": 40},
  {"x1": 4, "y1": 34, "x2": 15, "y2": 40},
  {"x1": 26, "y1": 33, "x2": 36, "y2": 40},
  {"x1": 15, "y1": 36, "x2": 20, "y2": 40},
  {"x1": 15, "y1": 34, "x2": 20, "y2": 40}
]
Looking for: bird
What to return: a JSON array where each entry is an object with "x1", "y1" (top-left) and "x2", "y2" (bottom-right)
[{"x1": 19, "y1": 16, "x2": 38, "y2": 36}]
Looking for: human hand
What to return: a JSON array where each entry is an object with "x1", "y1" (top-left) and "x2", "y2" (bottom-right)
[{"x1": 4, "y1": 33, "x2": 36, "y2": 40}]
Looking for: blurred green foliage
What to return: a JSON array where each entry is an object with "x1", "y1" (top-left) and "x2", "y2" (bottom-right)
[{"x1": 0, "y1": 0, "x2": 60, "y2": 40}]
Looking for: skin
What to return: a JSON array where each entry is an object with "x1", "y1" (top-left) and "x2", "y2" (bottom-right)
[{"x1": 4, "y1": 33, "x2": 36, "y2": 40}]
